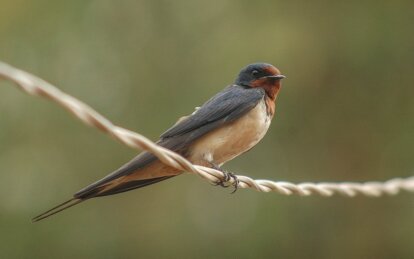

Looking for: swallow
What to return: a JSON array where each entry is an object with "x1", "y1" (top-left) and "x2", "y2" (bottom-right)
[{"x1": 32, "y1": 63, "x2": 285, "y2": 222}]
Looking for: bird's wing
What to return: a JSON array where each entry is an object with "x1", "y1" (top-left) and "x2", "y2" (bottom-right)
[
  {"x1": 74, "y1": 85, "x2": 265, "y2": 198},
  {"x1": 160, "y1": 85, "x2": 264, "y2": 139}
]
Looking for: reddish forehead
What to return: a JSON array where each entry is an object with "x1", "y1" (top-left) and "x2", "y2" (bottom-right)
[{"x1": 264, "y1": 65, "x2": 281, "y2": 75}]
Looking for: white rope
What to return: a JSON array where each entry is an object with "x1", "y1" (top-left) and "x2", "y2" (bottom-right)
[{"x1": 1, "y1": 61, "x2": 413, "y2": 197}]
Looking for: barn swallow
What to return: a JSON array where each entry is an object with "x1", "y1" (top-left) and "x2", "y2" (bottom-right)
[{"x1": 32, "y1": 63, "x2": 285, "y2": 222}]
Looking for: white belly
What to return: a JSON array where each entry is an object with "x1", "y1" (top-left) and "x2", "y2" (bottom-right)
[{"x1": 188, "y1": 99, "x2": 271, "y2": 166}]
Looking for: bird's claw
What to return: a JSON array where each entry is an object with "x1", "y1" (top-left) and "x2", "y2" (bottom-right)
[
  {"x1": 208, "y1": 162, "x2": 239, "y2": 193},
  {"x1": 214, "y1": 171, "x2": 240, "y2": 194}
]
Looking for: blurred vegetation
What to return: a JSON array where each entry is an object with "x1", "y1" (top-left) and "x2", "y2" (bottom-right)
[{"x1": 1, "y1": 0, "x2": 413, "y2": 258}]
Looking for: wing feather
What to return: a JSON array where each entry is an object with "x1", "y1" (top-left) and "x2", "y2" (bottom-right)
[{"x1": 160, "y1": 85, "x2": 265, "y2": 138}]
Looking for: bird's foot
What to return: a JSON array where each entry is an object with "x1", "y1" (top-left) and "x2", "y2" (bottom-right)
[
  {"x1": 209, "y1": 162, "x2": 239, "y2": 193},
  {"x1": 224, "y1": 172, "x2": 239, "y2": 194}
]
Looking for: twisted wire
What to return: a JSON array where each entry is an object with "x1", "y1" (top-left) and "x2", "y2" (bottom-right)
[{"x1": 1, "y1": 61, "x2": 413, "y2": 197}]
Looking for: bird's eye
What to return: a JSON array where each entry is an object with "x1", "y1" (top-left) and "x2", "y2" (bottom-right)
[{"x1": 252, "y1": 70, "x2": 259, "y2": 77}]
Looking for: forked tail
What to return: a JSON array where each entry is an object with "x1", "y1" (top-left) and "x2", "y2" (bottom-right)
[
  {"x1": 32, "y1": 175, "x2": 176, "y2": 222},
  {"x1": 32, "y1": 198, "x2": 85, "y2": 223}
]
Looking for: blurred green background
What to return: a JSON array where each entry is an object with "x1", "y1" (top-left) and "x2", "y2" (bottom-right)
[{"x1": 1, "y1": 1, "x2": 413, "y2": 258}]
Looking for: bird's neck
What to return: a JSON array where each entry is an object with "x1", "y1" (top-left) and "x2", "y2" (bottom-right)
[
  {"x1": 264, "y1": 83, "x2": 280, "y2": 101},
  {"x1": 265, "y1": 95, "x2": 276, "y2": 117},
  {"x1": 250, "y1": 79, "x2": 281, "y2": 101},
  {"x1": 263, "y1": 82, "x2": 281, "y2": 117}
]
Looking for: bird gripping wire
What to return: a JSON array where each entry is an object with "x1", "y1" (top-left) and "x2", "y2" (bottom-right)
[{"x1": 0, "y1": 61, "x2": 413, "y2": 197}]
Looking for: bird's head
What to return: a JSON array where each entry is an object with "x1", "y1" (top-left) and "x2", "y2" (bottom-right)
[{"x1": 235, "y1": 63, "x2": 285, "y2": 99}]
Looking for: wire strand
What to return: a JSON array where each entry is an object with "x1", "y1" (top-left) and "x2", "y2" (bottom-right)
[{"x1": 1, "y1": 61, "x2": 413, "y2": 197}]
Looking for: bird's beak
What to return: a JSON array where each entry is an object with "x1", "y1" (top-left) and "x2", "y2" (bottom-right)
[{"x1": 264, "y1": 75, "x2": 286, "y2": 80}]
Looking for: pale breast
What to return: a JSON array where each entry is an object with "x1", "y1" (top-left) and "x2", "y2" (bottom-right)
[{"x1": 188, "y1": 98, "x2": 272, "y2": 166}]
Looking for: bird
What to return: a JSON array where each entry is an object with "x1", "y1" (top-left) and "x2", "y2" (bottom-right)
[{"x1": 32, "y1": 63, "x2": 286, "y2": 222}]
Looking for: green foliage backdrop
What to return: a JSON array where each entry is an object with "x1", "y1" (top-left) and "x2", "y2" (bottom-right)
[{"x1": 0, "y1": 1, "x2": 413, "y2": 258}]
